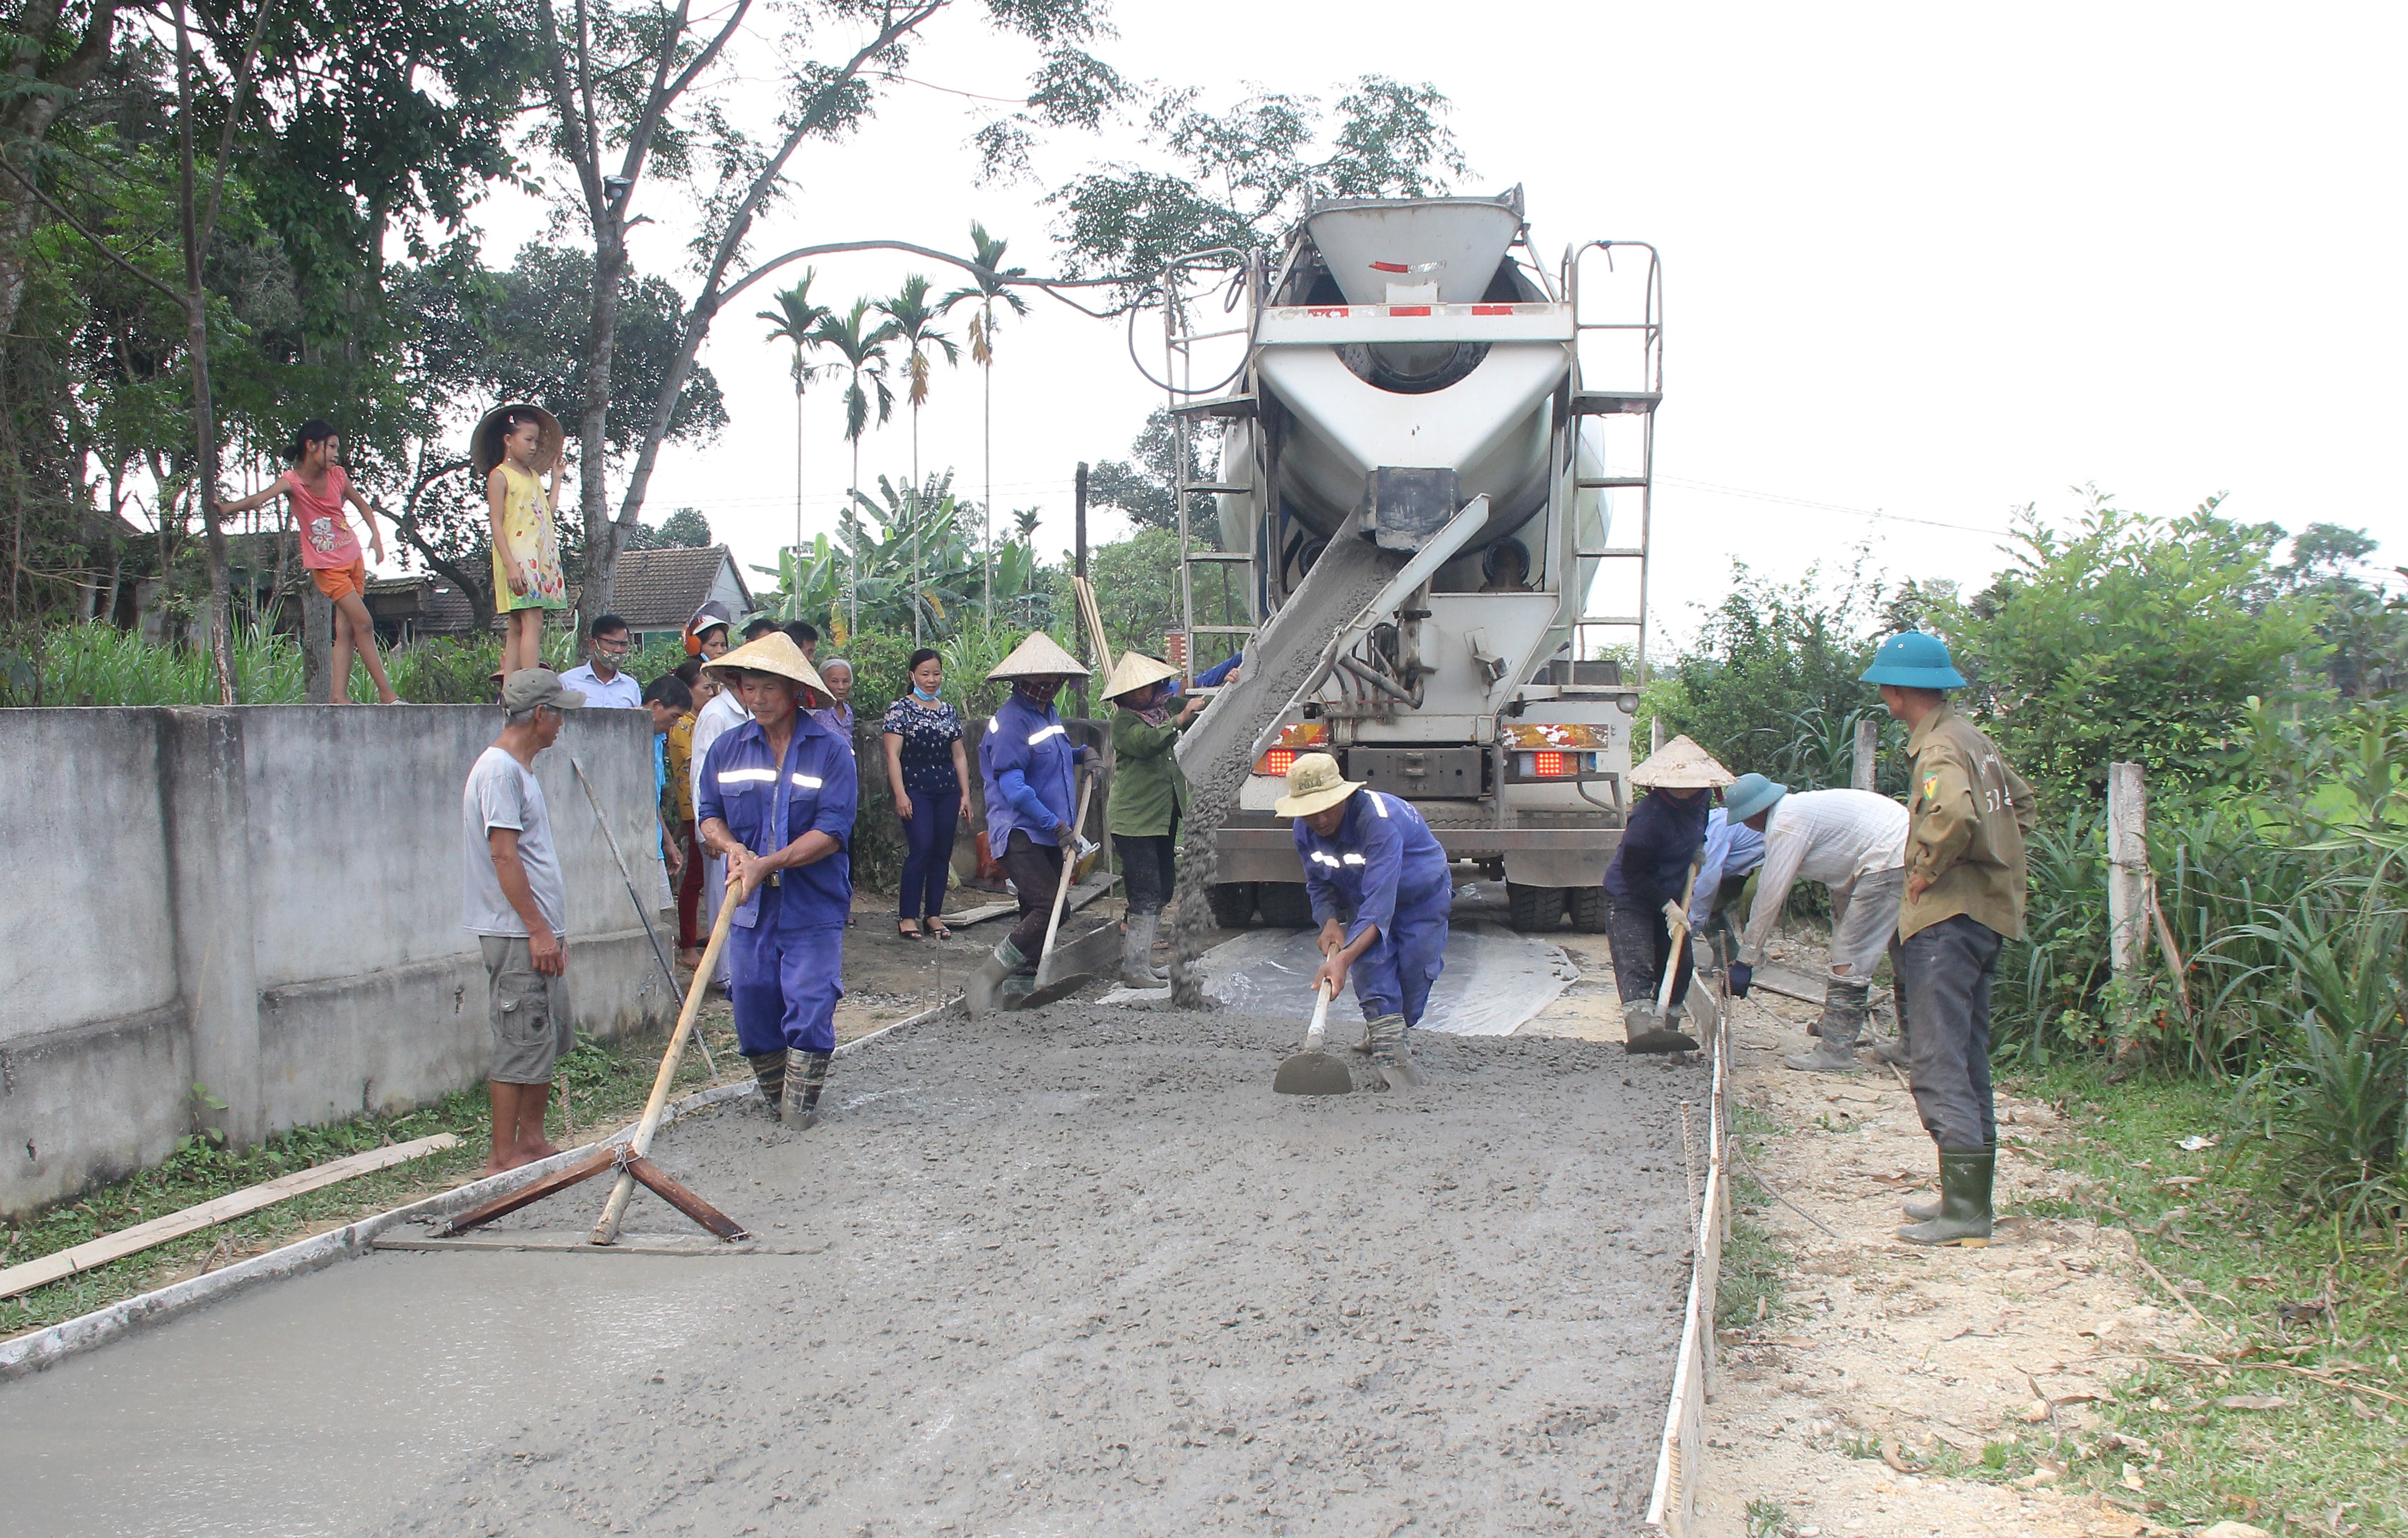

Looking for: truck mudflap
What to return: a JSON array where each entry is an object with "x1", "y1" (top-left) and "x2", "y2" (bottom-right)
[{"x1": 1210, "y1": 824, "x2": 1622, "y2": 889}]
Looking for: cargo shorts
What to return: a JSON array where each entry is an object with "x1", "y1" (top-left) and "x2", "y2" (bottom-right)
[{"x1": 480, "y1": 935, "x2": 574, "y2": 1085}]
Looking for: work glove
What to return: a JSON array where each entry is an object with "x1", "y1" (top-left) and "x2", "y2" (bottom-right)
[
  {"x1": 1728, "y1": 962, "x2": 1753, "y2": 999},
  {"x1": 1661, "y1": 899, "x2": 1688, "y2": 929}
]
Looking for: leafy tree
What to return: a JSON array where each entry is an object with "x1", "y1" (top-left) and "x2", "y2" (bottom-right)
[
  {"x1": 757, "y1": 270, "x2": 831, "y2": 557},
  {"x1": 1949, "y1": 494, "x2": 2326, "y2": 805},
  {"x1": 1050, "y1": 75, "x2": 1468, "y2": 296},
  {"x1": 750, "y1": 471, "x2": 1046, "y2": 644},
  {"x1": 621, "y1": 505, "x2": 710, "y2": 551},
  {"x1": 2271, "y1": 522, "x2": 2407, "y2": 699},
  {"x1": 1086, "y1": 406, "x2": 1220, "y2": 541},
  {"x1": 940, "y1": 222, "x2": 1028, "y2": 609},
  {"x1": 1658, "y1": 554, "x2": 1889, "y2": 784},
  {"x1": 1086, "y1": 525, "x2": 1243, "y2": 658},
  {"x1": 517, "y1": 0, "x2": 1124, "y2": 633}
]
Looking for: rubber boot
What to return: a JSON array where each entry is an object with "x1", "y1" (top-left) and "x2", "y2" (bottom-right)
[
  {"x1": 1119, "y1": 911, "x2": 1168, "y2": 987},
  {"x1": 1624, "y1": 1000, "x2": 1698, "y2": 1056},
  {"x1": 744, "y1": 1050, "x2": 788, "y2": 1116},
  {"x1": 1784, "y1": 979, "x2": 1867, "y2": 1072},
  {"x1": 782, "y1": 1050, "x2": 832, "y2": 1129},
  {"x1": 1364, "y1": 1013, "x2": 1416, "y2": 1091},
  {"x1": 1869, "y1": 984, "x2": 1911, "y2": 1065},
  {"x1": 967, "y1": 937, "x2": 1026, "y2": 1017},
  {"x1": 1903, "y1": 1142, "x2": 1994, "y2": 1221},
  {"x1": 1896, "y1": 1148, "x2": 1994, "y2": 1246}
]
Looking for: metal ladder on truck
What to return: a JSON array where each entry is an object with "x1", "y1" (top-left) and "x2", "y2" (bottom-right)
[
  {"x1": 1557, "y1": 240, "x2": 1664, "y2": 686},
  {"x1": 1158, "y1": 249, "x2": 1263, "y2": 686}
]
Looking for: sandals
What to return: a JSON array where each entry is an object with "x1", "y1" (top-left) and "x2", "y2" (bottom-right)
[
  {"x1": 926, "y1": 921, "x2": 953, "y2": 940},
  {"x1": 898, "y1": 921, "x2": 924, "y2": 940}
]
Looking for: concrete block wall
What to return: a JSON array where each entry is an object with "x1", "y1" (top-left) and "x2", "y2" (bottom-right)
[{"x1": 0, "y1": 705, "x2": 677, "y2": 1218}]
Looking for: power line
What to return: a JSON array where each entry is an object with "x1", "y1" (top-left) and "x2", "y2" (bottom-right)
[{"x1": 1657, "y1": 476, "x2": 2012, "y2": 537}]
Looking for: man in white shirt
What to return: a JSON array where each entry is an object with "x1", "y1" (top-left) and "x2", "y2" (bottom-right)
[
  {"x1": 686, "y1": 617, "x2": 777, "y2": 988},
  {"x1": 558, "y1": 613, "x2": 645, "y2": 710},
  {"x1": 464, "y1": 668, "x2": 585, "y2": 1172},
  {"x1": 1720, "y1": 773, "x2": 1910, "y2": 1073}
]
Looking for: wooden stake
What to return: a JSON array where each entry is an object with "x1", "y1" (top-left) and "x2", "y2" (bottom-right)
[{"x1": 590, "y1": 871, "x2": 743, "y2": 1246}]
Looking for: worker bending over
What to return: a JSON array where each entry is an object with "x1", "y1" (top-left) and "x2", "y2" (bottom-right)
[
  {"x1": 1863, "y1": 632, "x2": 2035, "y2": 1246},
  {"x1": 1721, "y1": 772, "x2": 1911, "y2": 1074},
  {"x1": 1278, "y1": 752, "x2": 1451, "y2": 1090},
  {"x1": 969, "y1": 632, "x2": 1097, "y2": 1012},
  {"x1": 1602, "y1": 735, "x2": 1735, "y2": 1054},
  {"x1": 695, "y1": 633, "x2": 857, "y2": 1128}
]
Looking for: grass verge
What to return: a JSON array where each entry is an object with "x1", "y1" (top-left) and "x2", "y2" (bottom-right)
[
  {"x1": 1718, "y1": 1102, "x2": 1791, "y2": 1332},
  {"x1": 1, "y1": 1008, "x2": 744, "y2": 1340},
  {"x1": 2004, "y1": 1066, "x2": 2407, "y2": 1536}
]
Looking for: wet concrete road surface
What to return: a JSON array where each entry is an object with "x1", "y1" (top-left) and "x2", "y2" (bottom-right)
[{"x1": 2, "y1": 999, "x2": 1704, "y2": 1536}]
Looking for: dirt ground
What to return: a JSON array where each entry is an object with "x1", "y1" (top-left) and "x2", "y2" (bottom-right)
[{"x1": 1654, "y1": 947, "x2": 2177, "y2": 1538}]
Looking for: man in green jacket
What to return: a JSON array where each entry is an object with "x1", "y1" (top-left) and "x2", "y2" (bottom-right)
[
  {"x1": 1863, "y1": 631, "x2": 2037, "y2": 1247},
  {"x1": 1104, "y1": 652, "x2": 1205, "y2": 985}
]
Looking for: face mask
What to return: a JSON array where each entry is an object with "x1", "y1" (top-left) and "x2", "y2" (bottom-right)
[{"x1": 912, "y1": 684, "x2": 941, "y2": 702}]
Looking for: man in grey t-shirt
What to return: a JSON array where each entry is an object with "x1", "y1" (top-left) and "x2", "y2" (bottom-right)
[{"x1": 464, "y1": 668, "x2": 584, "y2": 1174}]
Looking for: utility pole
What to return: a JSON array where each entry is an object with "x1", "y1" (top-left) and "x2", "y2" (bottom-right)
[{"x1": 1072, "y1": 461, "x2": 1089, "y2": 719}]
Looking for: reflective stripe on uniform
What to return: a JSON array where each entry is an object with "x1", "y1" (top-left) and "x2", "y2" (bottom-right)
[
  {"x1": 718, "y1": 767, "x2": 778, "y2": 784},
  {"x1": 790, "y1": 773, "x2": 823, "y2": 789},
  {"x1": 1342, "y1": 853, "x2": 1366, "y2": 865},
  {"x1": 1026, "y1": 723, "x2": 1068, "y2": 745},
  {"x1": 1368, "y1": 792, "x2": 1390, "y2": 818}
]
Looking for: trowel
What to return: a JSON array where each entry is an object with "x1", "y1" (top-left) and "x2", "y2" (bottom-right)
[{"x1": 1274, "y1": 981, "x2": 1352, "y2": 1096}]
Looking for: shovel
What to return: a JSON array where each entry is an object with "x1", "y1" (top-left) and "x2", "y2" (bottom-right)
[{"x1": 1274, "y1": 981, "x2": 1352, "y2": 1096}]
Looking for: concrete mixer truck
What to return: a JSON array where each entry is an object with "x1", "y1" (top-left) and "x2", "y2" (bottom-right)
[{"x1": 1154, "y1": 187, "x2": 1662, "y2": 934}]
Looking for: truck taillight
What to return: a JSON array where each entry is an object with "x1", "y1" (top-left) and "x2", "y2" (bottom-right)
[
  {"x1": 1532, "y1": 750, "x2": 1574, "y2": 778},
  {"x1": 1258, "y1": 747, "x2": 1299, "y2": 776}
]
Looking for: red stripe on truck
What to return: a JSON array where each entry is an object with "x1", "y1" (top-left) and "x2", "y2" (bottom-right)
[
  {"x1": 1370, "y1": 261, "x2": 1410, "y2": 272},
  {"x1": 1388, "y1": 305, "x2": 1432, "y2": 316}
]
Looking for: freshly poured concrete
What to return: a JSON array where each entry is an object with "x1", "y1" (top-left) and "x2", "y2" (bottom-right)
[{"x1": 1, "y1": 999, "x2": 1704, "y2": 1536}]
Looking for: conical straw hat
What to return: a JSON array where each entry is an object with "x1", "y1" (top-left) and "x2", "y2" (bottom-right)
[
  {"x1": 472, "y1": 402, "x2": 565, "y2": 477},
  {"x1": 1101, "y1": 651, "x2": 1179, "y2": 702},
  {"x1": 704, "y1": 631, "x2": 830, "y2": 706},
  {"x1": 987, "y1": 630, "x2": 1090, "y2": 681},
  {"x1": 1628, "y1": 733, "x2": 1735, "y2": 788}
]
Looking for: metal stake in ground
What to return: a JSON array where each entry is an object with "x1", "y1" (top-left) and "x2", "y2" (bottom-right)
[{"x1": 571, "y1": 756, "x2": 717, "y2": 1081}]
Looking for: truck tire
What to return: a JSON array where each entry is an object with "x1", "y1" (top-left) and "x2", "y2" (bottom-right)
[
  {"x1": 1569, "y1": 884, "x2": 1610, "y2": 933},
  {"x1": 1507, "y1": 882, "x2": 1564, "y2": 933},
  {"x1": 1206, "y1": 882, "x2": 1258, "y2": 929},
  {"x1": 1257, "y1": 882, "x2": 1316, "y2": 929}
]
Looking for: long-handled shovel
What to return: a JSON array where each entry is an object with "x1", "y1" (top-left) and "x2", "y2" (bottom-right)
[
  {"x1": 1019, "y1": 771, "x2": 1100, "y2": 1006},
  {"x1": 1274, "y1": 981, "x2": 1352, "y2": 1096},
  {"x1": 1628, "y1": 861, "x2": 1704, "y2": 1054}
]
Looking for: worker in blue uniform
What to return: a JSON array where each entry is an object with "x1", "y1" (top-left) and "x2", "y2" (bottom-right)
[
  {"x1": 695, "y1": 631, "x2": 857, "y2": 1128},
  {"x1": 969, "y1": 630, "x2": 1097, "y2": 1013},
  {"x1": 1277, "y1": 751, "x2": 1452, "y2": 1089}
]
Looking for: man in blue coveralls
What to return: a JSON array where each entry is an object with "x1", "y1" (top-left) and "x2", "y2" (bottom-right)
[
  {"x1": 968, "y1": 630, "x2": 1098, "y2": 1014},
  {"x1": 1278, "y1": 751, "x2": 1452, "y2": 1090},
  {"x1": 695, "y1": 631, "x2": 857, "y2": 1128}
]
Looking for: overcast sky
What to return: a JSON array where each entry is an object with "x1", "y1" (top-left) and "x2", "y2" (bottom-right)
[{"x1": 452, "y1": 0, "x2": 2407, "y2": 649}]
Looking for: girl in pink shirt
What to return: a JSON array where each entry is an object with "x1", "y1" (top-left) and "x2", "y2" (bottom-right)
[{"x1": 216, "y1": 419, "x2": 400, "y2": 703}]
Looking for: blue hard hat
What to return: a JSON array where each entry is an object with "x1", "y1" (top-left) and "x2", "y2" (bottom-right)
[
  {"x1": 1724, "y1": 772, "x2": 1787, "y2": 823},
  {"x1": 1859, "y1": 631, "x2": 1966, "y2": 689}
]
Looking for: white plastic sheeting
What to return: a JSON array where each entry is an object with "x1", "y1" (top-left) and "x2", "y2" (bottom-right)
[{"x1": 1105, "y1": 922, "x2": 1577, "y2": 1036}]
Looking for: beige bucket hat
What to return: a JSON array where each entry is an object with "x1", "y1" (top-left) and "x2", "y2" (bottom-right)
[
  {"x1": 1628, "y1": 733, "x2": 1736, "y2": 789},
  {"x1": 704, "y1": 631, "x2": 830, "y2": 707},
  {"x1": 471, "y1": 402, "x2": 565, "y2": 478},
  {"x1": 1101, "y1": 651, "x2": 1180, "y2": 703},
  {"x1": 1273, "y1": 751, "x2": 1364, "y2": 818},
  {"x1": 987, "y1": 630, "x2": 1090, "y2": 682}
]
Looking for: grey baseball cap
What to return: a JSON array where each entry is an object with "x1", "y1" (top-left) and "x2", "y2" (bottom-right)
[{"x1": 501, "y1": 667, "x2": 586, "y2": 712}]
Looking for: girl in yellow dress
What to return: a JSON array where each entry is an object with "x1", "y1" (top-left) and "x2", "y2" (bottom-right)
[{"x1": 474, "y1": 402, "x2": 567, "y2": 675}]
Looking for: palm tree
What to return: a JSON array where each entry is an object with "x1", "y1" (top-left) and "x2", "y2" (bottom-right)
[
  {"x1": 757, "y1": 269, "x2": 834, "y2": 562},
  {"x1": 943, "y1": 223, "x2": 1030, "y2": 621},
  {"x1": 808, "y1": 297, "x2": 900, "y2": 640},
  {"x1": 876, "y1": 274, "x2": 959, "y2": 644}
]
